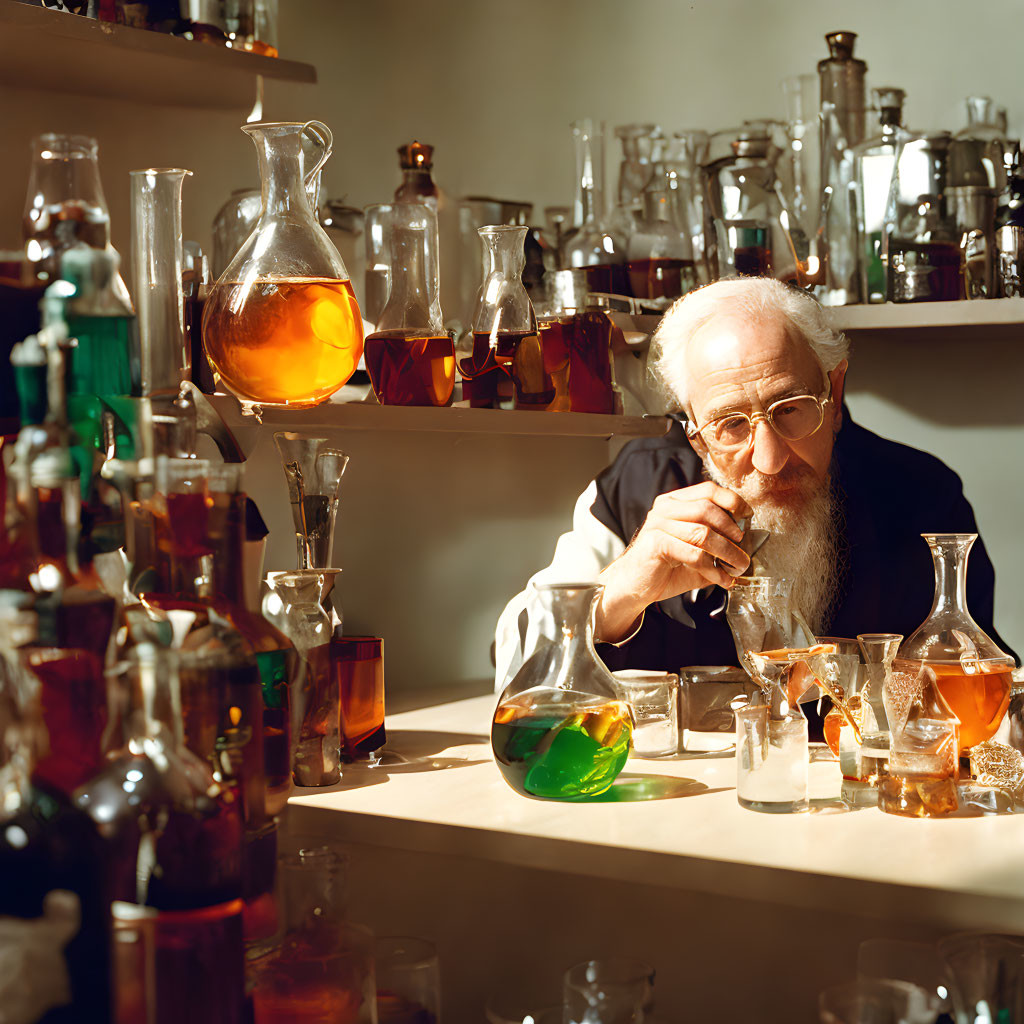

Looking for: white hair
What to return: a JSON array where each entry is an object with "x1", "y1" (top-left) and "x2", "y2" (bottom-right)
[{"x1": 649, "y1": 278, "x2": 850, "y2": 413}]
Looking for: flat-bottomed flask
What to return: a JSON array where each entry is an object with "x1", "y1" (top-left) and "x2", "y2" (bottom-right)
[
  {"x1": 492, "y1": 583, "x2": 633, "y2": 800},
  {"x1": 202, "y1": 121, "x2": 363, "y2": 410}
]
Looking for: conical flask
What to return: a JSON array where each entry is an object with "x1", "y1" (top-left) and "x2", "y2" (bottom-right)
[
  {"x1": 492, "y1": 583, "x2": 633, "y2": 800},
  {"x1": 202, "y1": 121, "x2": 364, "y2": 410},
  {"x1": 364, "y1": 202, "x2": 454, "y2": 407},
  {"x1": 899, "y1": 533, "x2": 1014, "y2": 753}
]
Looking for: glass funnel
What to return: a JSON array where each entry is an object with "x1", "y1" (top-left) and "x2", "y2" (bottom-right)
[
  {"x1": 273, "y1": 432, "x2": 349, "y2": 571},
  {"x1": 899, "y1": 533, "x2": 1015, "y2": 754},
  {"x1": 364, "y1": 203, "x2": 454, "y2": 408},
  {"x1": 131, "y1": 167, "x2": 192, "y2": 397},
  {"x1": 492, "y1": 583, "x2": 633, "y2": 800},
  {"x1": 725, "y1": 577, "x2": 815, "y2": 682},
  {"x1": 459, "y1": 225, "x2": 537, "y2": 410},
  {"x1": 202, "y1": 121, "x2": 364, "y2": 410}
]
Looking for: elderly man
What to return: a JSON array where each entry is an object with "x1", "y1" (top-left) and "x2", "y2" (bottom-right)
[{"x1": 495, "y1": 277, "x2": 1014, "y2": 696}]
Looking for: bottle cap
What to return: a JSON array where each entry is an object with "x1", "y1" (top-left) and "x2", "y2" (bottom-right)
[{"x1": 397, "y1": 141, "x2": 433, "y2": 170}]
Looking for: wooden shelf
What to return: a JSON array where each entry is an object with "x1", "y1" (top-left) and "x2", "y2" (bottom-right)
[
  {"x1": 206, "y1": 393, "x2": 670, "y2": 443},
  {"x1": 827, "y1": 298, "x2": 1024, "y2": 342},
  {"x1": 0, "y1": 2, "x2": 316, "y2": 110}
]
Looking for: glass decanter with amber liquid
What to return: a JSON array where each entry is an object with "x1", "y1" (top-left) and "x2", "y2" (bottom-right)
[
  {"x1": 897, "y1": 533, "x2": 1015, "y2": 755},
  {"x1": 492, "y1": 583, "x2": 633, "y2": 799},
  {"x1": 364, "y1": 203, "x2": 454, "y2": 407},
  {"x1": 202, "y1": 121, "x2": 364, "y2": 411},
  {"x1": 460, "y1": 225, "x2": 539, "y2": 409},
  {"x1": 76, "y1": 645, "x2": 248, "y2": 1024}
]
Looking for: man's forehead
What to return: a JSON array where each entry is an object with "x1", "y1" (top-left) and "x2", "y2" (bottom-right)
[{"x1": 687, "y1": 313, "x2": 821, "y2": 400}]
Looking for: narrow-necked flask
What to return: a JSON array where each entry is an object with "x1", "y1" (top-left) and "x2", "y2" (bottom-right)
[
  {"x1": 364, "y1": 203, "x2": 454, "y2": 407},
  {"x1": 202, "y1": 121, "x2": 364, "y2": 410}
]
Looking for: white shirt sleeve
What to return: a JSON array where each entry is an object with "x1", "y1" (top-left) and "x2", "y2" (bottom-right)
[{"x1": 493, "y1": 480, "x2": 627, "y2": 692}]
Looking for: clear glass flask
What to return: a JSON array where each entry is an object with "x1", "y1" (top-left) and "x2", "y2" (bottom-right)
[
  {"x1": 626, "y1": 181, "x2": 698, "y2": 304},
  {"x1": 131, "y1": 167, "x2": 192, "y2": 396},
  {"x1": 364, "y1": 203, "x2": 454, "y2": 407},
  {"x1": 492, "y1": 583, "x2": 633, "y2": 800},
  {"x1": 202, "y1": 121, "x2": 364, "y2": 410}
]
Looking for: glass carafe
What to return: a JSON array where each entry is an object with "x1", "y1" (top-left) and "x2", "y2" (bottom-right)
[
  {"x1": 562, "y1": 119, "x2": 629, "y2": 296},
  {"x1": 492, "y1": 583, "x2": 633, "y2": 800},
  {"x1": 202, "y1": 121, "x2": 364, "y2": 411},
  {"x1": 364, "y1": 203, "x2": 454, "y2": 407},
  {"x1": 898, "y1": 533, "x2": 1015, "y2": 754},
  {"x1": 459, "y1": 225, "x2": 537, "y2": 410},
  {"x1": 262, "y1": 570, "x2": 340, "y2": 787},
  {"x1": 273, "y1": 432, "x2": 349, "y2": 573},
  {"x1": 626, "y1": 182, "x2": 698, "y2": 304},
  {"x1": 883, "y1": 133, "x2": 963, "y2": 302},
  {"x1": 661, "y1": 130, "x2": 710, "y2": 279}
]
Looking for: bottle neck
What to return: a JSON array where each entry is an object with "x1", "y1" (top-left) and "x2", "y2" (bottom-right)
[
  {"x1": 398, "y1": 168, "x2": 437, "y2": 199},
  {"x1": 376, "y1": 225, "x2": 439, "y2": 332},
  {"x1": 927, "y1": 536, "x2": 971, "y2": 622},
  {"x1": 121, "y1": 650, "x2": 185, "y2": 750},
  {"x1": 255, "y1": 133, "x2": 315, "y2": 220}
]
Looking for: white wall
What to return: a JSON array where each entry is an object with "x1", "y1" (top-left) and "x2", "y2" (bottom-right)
[{"x1": 1, "y1": 0, "x2": 1021, "y2": 682}]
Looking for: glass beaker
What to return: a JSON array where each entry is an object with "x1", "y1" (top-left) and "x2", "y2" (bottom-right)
[
  {"x1": 562, "y1": 119, "x2": 629, "y2": 296},
  {"x1": 131, "y1": 167, "x2": 192, "y2": 397},
  {"x1": 273, "y1": 432, "x2": 349, "y2": 572},
  {"x1": 202, "y1": 121, "x2": 364, "y2": 410},
  {"x1": 364, "y1": 203, "x2": 454, "y2": 407},
  {"x1": 492, "y1": 583, "x2": 633, "y2": 800},
  {"x1": 898, "y1": 534, "x2": 1015, "y2": 754},
  {"x1": 460, "y1": 225, "x2": 537, "y2": 410},
  {"x1": 882, "y1": 133, "x2": 963, "y2": 302},
  {"x1": 262, "y1": 570, "x2": 340, "y2": 787},
  {"x1": 563, "y1": 957, "x2": 655, "y2": 1024}
]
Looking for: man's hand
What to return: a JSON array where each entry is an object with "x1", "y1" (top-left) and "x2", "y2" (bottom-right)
[{"x1": 595, "y1": 482, "x2": 752, "y2": 642}]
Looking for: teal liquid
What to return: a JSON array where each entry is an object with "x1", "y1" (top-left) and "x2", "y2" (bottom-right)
[{"x1": 492, "y1": 695, "x2": 632, "y2": 799}]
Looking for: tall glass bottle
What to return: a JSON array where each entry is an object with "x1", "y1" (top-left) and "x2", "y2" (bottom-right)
[
  {"x1": 492, "y1": 583, "x2": 633, "y2": 800},
  {"x1": 853, "y1": 88, "x2": 906, "y2": 303},
  {"x1": 364, "y1": 203, "x2": 454, "y2": 407},
  {"x1": 661, "y1": 130, "x2": 709, "y2": 280},
  {"x1": 0, "y1": 607, "x2": 114, "y2": 1024},
  {"x1": 562, "y1": 120, "x2": 629, "y2": 296},
  {"x1": 394, "y1": 140, "x2": 439, "y2": 211},
  {"x1": 131, "y1": 167, "x2": 192, "y2": 397},
  {"x1": 460, "y1": 225, "x2": 538, "y2": 410},
  {"x1": 897, "y1": 534, "x2": 1015, "y2": 754},
  {"x1": 76, "y1": 645, "x2": 247, "y2": 1024},
  {"x1": 202, "y1": 121, "x2": 364, "y2": 410}
]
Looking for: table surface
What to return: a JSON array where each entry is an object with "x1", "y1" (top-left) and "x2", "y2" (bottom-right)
[{"x1": 289, "y1": 694, "x2": 1024, "y2": 928}]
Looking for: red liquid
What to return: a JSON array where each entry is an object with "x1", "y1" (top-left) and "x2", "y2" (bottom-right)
[
  {"x1": 459, "y1": 333, "x2": 512, "y2": 409},
  {"x1": 627, "y1": 257, "x2": 698, "y2": 300},
  {"x1": 511, "y1": 333, "x2": 556, "y2": 408},
  {"x1": 536, "y1": 319, "x2": 571, "y2": 412},
  {"x1": 734, "y1": 246, "x2": 772, "y2": 277},
  {"x1": 25, "y1": 647, "x2": 107, "y2": 795},
  {"x1": 567, "y1": 311, "x2": 616, "y2": 414},
  {"x1": 364, "y1": 330, "x2": 455, "y2": 407},
  {"x1": 583, "y1": 262, "x2": 630, "y2": 295},
  {"x1": 333, "y1": 637, "x2": 386, "y2": 760},
  {"x1": 161, "y1": 491, "x2": 212, "y2": 559}
]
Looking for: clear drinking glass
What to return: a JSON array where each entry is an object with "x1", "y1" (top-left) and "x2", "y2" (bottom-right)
[
  {"x1": 818, "y1": 979, "x2": 931, "y2": 1024},
  {"x1": 613, "y1": 670, "x2": 678, "y2": 757},
  {"x1": 374, "y1": 936, "x2": 441, "y2": 1024},
  {"x1": 735, "y1": 701, "x2": 809, "y2": 814},
  {"x1": 563, "y1": 957, "x2": 654, "y2": 1024},
  {"x1": 130, "y1": 168, "x2": 192, "y2": 397}
]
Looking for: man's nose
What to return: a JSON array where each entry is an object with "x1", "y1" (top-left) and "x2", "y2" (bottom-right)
[{"x1": 750, "y1": 418, "x2": 790, "y2": 475}]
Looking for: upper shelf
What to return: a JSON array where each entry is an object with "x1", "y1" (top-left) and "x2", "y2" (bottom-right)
[
  {"x1": 826, "y1": 298, "x2": 1024, "y2": 342},
  {"x1": 206, "y1": 393, "x2": 669, "y2": 443},
  {"x1": 0, "y1": 2, "x2": 316, "y2": 110}
]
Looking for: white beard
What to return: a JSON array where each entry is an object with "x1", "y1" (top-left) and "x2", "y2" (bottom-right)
[{"x1": 704, "y1": 459, "x2": 842, "y2": 635}]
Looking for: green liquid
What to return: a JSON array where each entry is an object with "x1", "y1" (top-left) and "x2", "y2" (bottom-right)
[{"x1": 492, "y1": 697, "x2": 632, "y2": 800}]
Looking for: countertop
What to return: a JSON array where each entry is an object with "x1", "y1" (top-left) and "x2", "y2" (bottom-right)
[{"x1": 289, "y1": 694, "x2": 1024, "y2": 931}]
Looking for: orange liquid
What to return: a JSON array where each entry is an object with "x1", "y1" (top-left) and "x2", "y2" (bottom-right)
[
  {"x1": 202, "y1": 278, "x2": 363, "y2": 407},
  {"x1": 928, "y1": 661, "x2": 1013, "y2": 751}
]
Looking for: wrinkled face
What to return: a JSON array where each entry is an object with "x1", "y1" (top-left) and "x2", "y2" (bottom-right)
[{"x1": 685, "y1": 313, "x2": 846, "y2": 504}]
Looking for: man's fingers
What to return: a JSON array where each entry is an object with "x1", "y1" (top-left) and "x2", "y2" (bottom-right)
[
  {"x1": 653, "y1": 517, "x2": 750, "y2": 572},
  {"x1": 656, "y1": 481, "x2": 752, "y2": 523},
  {"x1": 654, "y1": 495, "x2": 744, "y2": 542},
  {"x1": 657, "y1": 533, "x2": 736, "y2": 590}
]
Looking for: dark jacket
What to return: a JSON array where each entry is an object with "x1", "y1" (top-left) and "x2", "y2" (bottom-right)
[{"x1": 591, "y1": 414, "x2": 1016, "y2": 677}]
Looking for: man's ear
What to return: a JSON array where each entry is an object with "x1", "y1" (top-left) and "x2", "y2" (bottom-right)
[{"x1": 829, "y1": 360, "x2": 848, "y2": 432}]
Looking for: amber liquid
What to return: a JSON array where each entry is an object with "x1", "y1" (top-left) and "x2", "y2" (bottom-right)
[
  {"x1": 626, "y1": 257, "x2": 698, "y2": 300},
  {"x1": 535, "y1": 318, "x2": 571, "y2": 412},
  {"x1": 583, "y1": 262, "x2": 630, "y2": 296},
  {"x1": 734, "y1": 246, "x2": 771, "y2": 277},
  {"x1": 24, "y1": 647, "x2": 107, "y2": 795},
  {"x1": 202, "y1": 278, "x2": 364, "y2": 406},
  {"x1": 928, "y1": 661, "x2": 1013, "y2": 752},
  {"x1": 459, "y1": 332, "x2": 513, "y2": 408},
  {"x1": 567, "y1": 312, "x2": 616, "y2": 414},
  {"x1": 364, "y1": 330, "x2": 455, "y2": 407},
  {"x1": 333, "y1": 639, "x2": 386, "y2": 760}
]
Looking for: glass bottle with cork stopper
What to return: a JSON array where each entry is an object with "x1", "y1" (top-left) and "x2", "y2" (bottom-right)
[{"x1": 394, "y1": 140, "x2": 440, "y2": 211}]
